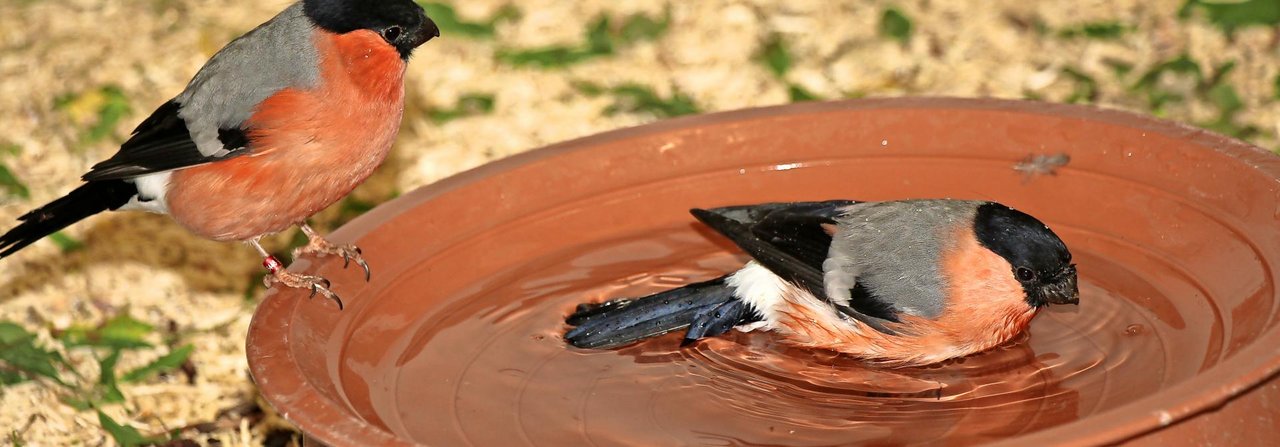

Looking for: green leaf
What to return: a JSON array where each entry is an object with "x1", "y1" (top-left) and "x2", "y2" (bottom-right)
[
  {"x1": 53, "y1": 92, "x2": 76, "y2": 110},
  {"x1": 496, "y1": 16, "x2": 613, "y2": 68},
  {"x1": 617, "y1": 6, "x2": 671, "y2": 44},
  {"x1": 1206, "y1": 79, "x2": 1242, "y2": 116},
  {"x1": 787, "y1": 84, "x2": 821, "y2": 102},
  {"x1": 1198, "y1": 65, "x2": 1255, "y2": 139},
  {"x1": 1199, "y1": 116, "x2": 1259, "y2": 139},
  {"x1": 0, "y1": 163, "x2": 29, "y2": 200},
  {"x1": 97, "y1": 349, "x2": 125, "y2": 404},
  {"x1": 842, "y1": 90, "x2": 868, "y2": 99},
  {"x1": 1134, "y1": 54, "x2": 1203, "y2": 89},
  {"x1": 0, "y1": 368, "x2": 28, "y2": 385},
  {"x1": 1061, "y1": 67, "x2": 1099, "y2": 103},
  {"x1": 496, "y1": 9, "x2": 669, "y2": 68},
  {"x1": 47, "y1": 231, "x2": 84, "y2": 253},
  {"x1": 101, "y1": 315, "x2": 153, "y2": 347},
  {"x1": 1057, "y1": 21, "x2": 1129, "y2": 39},
  {"x1": 84, "y1": 86, "x2": 131, "y2": 145},
  {"x1": 61, "y1": 396, "x2": 93, "y2": 411},
  {"x1": 1207, "y1": 82, "x2": 1244, "y2": 114},
  {"x1": 584, "y1": 83, "x2": 700, "y2": 118},
  {"x1": 1103, "y1": 58, "x2": 1133, "y2": 78},
  {"x1": 758, "y1": 33, "x2": 792, "y2": 78},
  {"x1": 123, "y1": 345, "x2": 193, "y2": 383},
  {"x1": 0, "y1": 143, "x2": 23, "y2": 200},
  {"x1": 53, "y1": 85, "x2": 134, "y2": 147},
  {"x1": 1131, "y1": 54, "x2": 1202, "y2": 111},
  {"x1": 427, "y1": 93, "x2": 496, "y2": 123},
  {"x1": 7, "y1": 430, "x2": 23, "y2": 447},
  {"x1": 416, "y1": 2, "x2": 520, "y2": 39},
  {"x1": 495, "y1": 45, "x2": 599, "y2": 68},
  {"x1": 97, "y1": 411, "x2": 163, "y2": 447},
  {"x1": 569, "y1": 80, "x2": 605, "y2": 96},
  {"x1": 60, "y1": 314, "x2": 154, "y2": 350},
  {"x1": 0, "y1": 322, "x2": 33, "y2": 344},
  {"x1": 1179, "y1": 0, "x2": 1280, "y2": 34},
  {"x1": 582, "y1": 16, "x2": 615, "y2": 54},
  {"x1": 879, "y1": 7, "x2": 913, "y2": 45},
  {"x1": 0, "y1": 322, "x2": 69, "y2": 386},
  {"x1": 490, "y1": 5, "x2": 520, "y2": 23},
  {"x1": 1204, "y1": 60, "x2": 1237, "y2": 91}
]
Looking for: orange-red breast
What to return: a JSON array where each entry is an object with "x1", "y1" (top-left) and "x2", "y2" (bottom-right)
[
  {"x1": 0, "y1": 0, "x2": 440, "y2": 309},
  {"x1": 564, "y1": 200, "x2": 1080, "y2": 367}
]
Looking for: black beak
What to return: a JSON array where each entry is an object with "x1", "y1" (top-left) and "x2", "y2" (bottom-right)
[
  {"x1": 393, "y1": 16, "x2": 439, "y2": 59},
  {"x1": 406, "y1": 16, "x2": 439, "y2": 49},
  {"x1": 1041, "y1": 265, "x2": 1080, "y2": 305}
]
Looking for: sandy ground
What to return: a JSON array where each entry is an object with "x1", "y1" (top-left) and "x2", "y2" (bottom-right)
[{"x1": 1, "y1": 0, "x2": 1277, "y2": 445}]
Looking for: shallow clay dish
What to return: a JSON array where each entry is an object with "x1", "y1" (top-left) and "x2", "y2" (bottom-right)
[{"x1": 247, "y1": 98, "x2": 1280, "y2": 446}]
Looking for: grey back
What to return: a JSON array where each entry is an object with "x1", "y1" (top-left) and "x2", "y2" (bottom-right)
[
  {"x1": 824, "y1": 200, "x2": 983, "y2": 319},
  {"x1": 176, "y1": 2, "x2": 322, "y2": 157}
]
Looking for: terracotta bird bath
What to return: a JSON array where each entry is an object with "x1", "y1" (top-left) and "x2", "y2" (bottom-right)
[{"x1": 246, "y1": 98, "x2": 1280, "y2": 446}]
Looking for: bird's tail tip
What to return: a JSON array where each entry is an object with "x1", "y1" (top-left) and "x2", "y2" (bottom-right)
[
  {"x1": 0, "y1": 180, "x2": 135, "y2": 259},
  {"x1": 563, "y1": 275, "x2": 759, "y2": 350}
]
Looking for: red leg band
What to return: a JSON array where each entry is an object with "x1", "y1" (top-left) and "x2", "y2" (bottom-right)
[{"x1": 263, "y1": 255, "x2": 284, "y2": 273}]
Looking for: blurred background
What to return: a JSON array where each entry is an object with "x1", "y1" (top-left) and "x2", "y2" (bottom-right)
[{"x1": 1, "y1": 0, "x2": 1277, "y2": 445}]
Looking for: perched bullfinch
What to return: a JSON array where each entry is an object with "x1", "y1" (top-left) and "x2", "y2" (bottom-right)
[
  {"x1": 564, "y1": 199, "x2": 1080, "y2": 367},
  {"x1": 0, "y1": 0, "x2": 439, "y2": 308}
]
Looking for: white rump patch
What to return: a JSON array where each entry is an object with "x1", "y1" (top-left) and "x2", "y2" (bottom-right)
[
  {"x1": 118, "y1": 172, "x2": 171, "y2": 214},
  {"x1": 727, "y1": 261, "x2": 788, "y2": 329}
]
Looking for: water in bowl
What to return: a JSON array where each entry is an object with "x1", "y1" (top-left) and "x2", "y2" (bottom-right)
[{"x1": 354, "y1": 221, "x2": 1208, "y2": 446}]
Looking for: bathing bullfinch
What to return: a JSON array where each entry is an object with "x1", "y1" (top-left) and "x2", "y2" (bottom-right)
[
  {"x1": 0, "y1": 0, "x2": 440, "y2": 309},
  {"x1": 564, "y1": 199, "x2": 1080, "y2": 367}
]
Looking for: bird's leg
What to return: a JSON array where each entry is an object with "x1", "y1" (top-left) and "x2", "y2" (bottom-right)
[
  {"x1": 249, "y1": 237, "x2": 344, "y2": 310},
  {"x1": 293, "y1": 223, "x2": 370, "y2": 281}
]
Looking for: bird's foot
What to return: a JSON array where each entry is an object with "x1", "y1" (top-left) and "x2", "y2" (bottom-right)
[
  {"x1": 262, "y1": 262, "x2": 344, "y2": 310},
  {"x1": 293, "y1": 229, "x2": 371, "y2": 281}
]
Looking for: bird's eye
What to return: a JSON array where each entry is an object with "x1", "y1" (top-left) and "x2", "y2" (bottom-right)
[
  {"x1": 381, "y1": 26, "x2": 403, "y2": 42},
  {"x1": 1015, "y1": 267, "x2": 1037, "y2": 282}
]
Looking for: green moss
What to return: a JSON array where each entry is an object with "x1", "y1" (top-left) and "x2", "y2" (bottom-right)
[
  {"x1": 879, "y1": 7, "x2": 913, "y2": 45},
  {"x1": 758, "y1": 33, "x2": 792, "y2": 78},
  {"x1": 1057, "y1": 21, "x2": 1130, "y2": 40},
  {"x1": 1061, "y1": 67, "x2": 1099, "y2": 103},
  {"x1": 574, "y1": 81, "x2": 700, "y2": 118},
  {"x1": 1179, "y1": 0, "x2": 1280, "y2": 35},
  {"x1": 416, "y1": 2, "x2": 519, "y2": 39},
  {"x1": 787, "y1": 84, "x2": 821, "y2": 102},
  {"x1": 428, "y1": 93, "x2": 496, "y2": 123},
  {"x1": 47, "y1": 232, "x2": 84, "y2": 253},
  {"x1": 53, "y1": 85, "x2": 134, "y2": 147},
  {"x1": 496, "y1": 7, "x2": 670, "y2": 68}
]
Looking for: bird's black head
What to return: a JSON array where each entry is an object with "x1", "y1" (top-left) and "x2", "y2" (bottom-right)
[
  {"x1": 303, "y1": 0, "x2": 440, "y2": 59},
  {"x1": 973, "y1": 202, "x2": 1079, "y2": 308}
]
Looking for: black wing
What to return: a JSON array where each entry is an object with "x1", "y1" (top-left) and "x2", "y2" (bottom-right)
[
  {"x1": 82, "y1": 100, "x2": 249, "y2": 181},
  {"x1": 692, "y1": 200, "x2": 899, "y2": 334}
]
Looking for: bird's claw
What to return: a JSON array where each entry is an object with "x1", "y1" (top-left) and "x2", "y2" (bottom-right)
[
  {"x1": 356, "y1": 258, "x2": 370, "y2": 282},
  {"x1": 294, "y1": 239, "x2": 372, "y2": 281},
  {"x1": 264, "y1": 271, "x2": 344, "y2": 310}
]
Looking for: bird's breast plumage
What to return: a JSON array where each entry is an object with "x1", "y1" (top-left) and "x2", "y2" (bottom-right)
[
  {"x1": 165, "y1": 28, "x2": 406, "y2": 241},
  {"x1": 745, "y1": 212, "x2": 1039, "y2": 367}
]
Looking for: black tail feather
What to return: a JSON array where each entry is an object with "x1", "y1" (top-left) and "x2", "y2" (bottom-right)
[
  {"x1": 564, "y1": 275, "x2": 761, "y2": 349},
  {"x1": 0, "y1": 180, "x2": 135, "y2": 258},
  {"x1": 681, "y1": 298, "x2": 757, "y2": 346}
]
